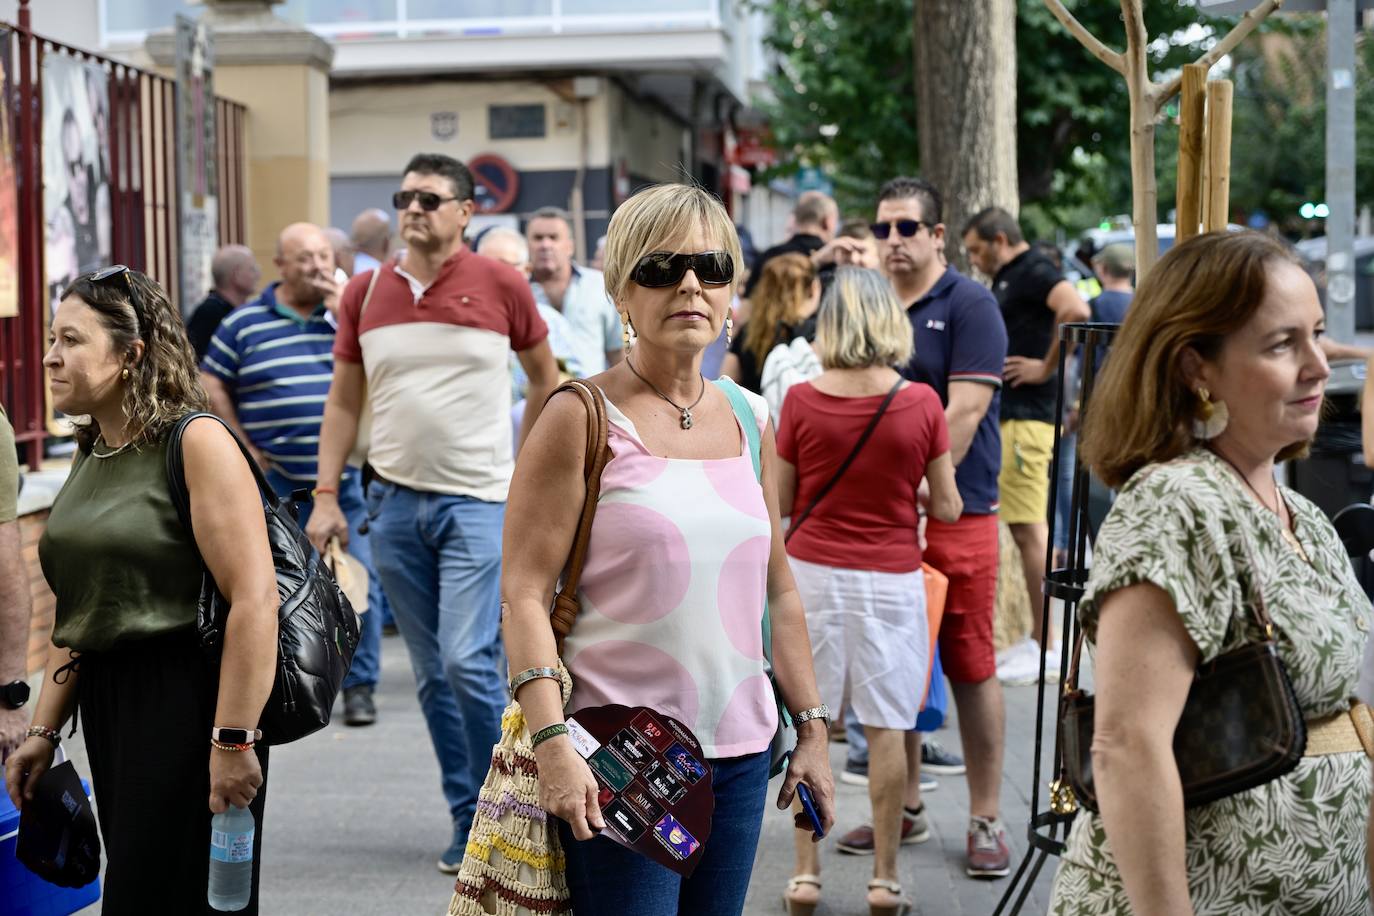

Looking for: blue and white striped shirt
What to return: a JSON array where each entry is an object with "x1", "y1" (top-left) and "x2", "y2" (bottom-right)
[{"x1": 201, "y1": 282, "x2": 345, "y2": 483}]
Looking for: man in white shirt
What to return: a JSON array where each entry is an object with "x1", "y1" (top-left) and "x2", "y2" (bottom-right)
[{"x1": 526, "y1": 206, "x2": 622, "y2": 374}]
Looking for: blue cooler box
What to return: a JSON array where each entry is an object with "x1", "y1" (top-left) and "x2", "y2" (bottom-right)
[{"x1": 0, "y1": 783, "x2": 101, "y2": 916}]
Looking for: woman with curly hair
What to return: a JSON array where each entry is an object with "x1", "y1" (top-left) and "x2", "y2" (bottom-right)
[
  {"x1": 3, "y1": 267, "x2": 279, "y2": 914},
  {"x1": 722, "y1": 253, "x2": 820, "y2": 393}
]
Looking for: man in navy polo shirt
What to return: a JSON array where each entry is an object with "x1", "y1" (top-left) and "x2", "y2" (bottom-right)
[
  {"x1": 833, "y1": 176, "x2": 1012, "y2": 878},
  {"x1": 200, "y1": 221, "x2": 385, "y2": 728}
]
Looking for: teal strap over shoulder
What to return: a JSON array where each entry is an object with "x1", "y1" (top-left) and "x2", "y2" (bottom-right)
[{"x1": 712, "y1": 378, "x2": 790, "y2": 728}]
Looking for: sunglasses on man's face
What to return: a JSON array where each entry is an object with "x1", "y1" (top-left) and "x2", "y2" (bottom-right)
[
  {"x1": 392, "y1": 189, "x2": 460, "y2": 212},
  {"x1": 869, "y1": 219, "x2": 926, "y2": 240},
  {"x1": 631, "y1": 251, "x2": 735, "y2": 288}
]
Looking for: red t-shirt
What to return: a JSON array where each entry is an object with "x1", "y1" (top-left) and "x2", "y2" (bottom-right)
[{"x1": 776, "y1": 381, "x2": 950, "y2": 573}]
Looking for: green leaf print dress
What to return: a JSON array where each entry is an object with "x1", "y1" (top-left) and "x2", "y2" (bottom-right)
[{"x1": 1048, "y1": 449, "x2": 1373, "y2": 916}]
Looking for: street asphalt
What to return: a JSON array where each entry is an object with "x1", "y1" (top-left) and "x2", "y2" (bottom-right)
[{"x1": 63, "y1": 632, "x2": 1062, "y2": 915}]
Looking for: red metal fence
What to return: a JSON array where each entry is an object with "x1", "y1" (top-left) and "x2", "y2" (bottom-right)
[{"x1": 0, "y1": 6, "x2": 246, "y2": 468}]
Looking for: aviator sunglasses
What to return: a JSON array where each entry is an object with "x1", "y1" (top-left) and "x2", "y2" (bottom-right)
[
  {"x1": 632, "y1": 251, "x2": 735, "y2": 288},
  {"x1": 869, "y1": 219, "x2": 927, "y2": 240},
  {"x1": 392, "y1": 189, "x2": 460, "y2": 211},
  {"x1": 88, "y1": 264, "x2": 149, "y2": 338}
]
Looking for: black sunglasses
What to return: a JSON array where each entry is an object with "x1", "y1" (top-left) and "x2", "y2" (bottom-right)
[
  {"x1": 869, "y1": 219, "x2": 926, "y2": 240},
  {"x1": 392, "y1": 189, "x2": 460, "y2": 211},
  {"x1": 632, "y1": 251, "x2": 735, "y2": 288},
  {"x1": 89, "y1": 264, "x2": 148, "y2": 338}
]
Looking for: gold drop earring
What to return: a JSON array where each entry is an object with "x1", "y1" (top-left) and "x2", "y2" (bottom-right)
[{"x1": 725, "y1": 314, "x2": 733, "y2": 347}]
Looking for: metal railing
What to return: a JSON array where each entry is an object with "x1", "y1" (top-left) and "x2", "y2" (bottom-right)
[{"x1": 0, "y1": 0, "x2": 247, "y2": 468}]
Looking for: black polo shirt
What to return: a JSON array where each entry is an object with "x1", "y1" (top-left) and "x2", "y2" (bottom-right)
[
  {"x1": 742, "y1": 233, "x2": 824, "y2": 298},
  {"x1": 992, "y1": 249, "x2": 1063, "y2": 423}
]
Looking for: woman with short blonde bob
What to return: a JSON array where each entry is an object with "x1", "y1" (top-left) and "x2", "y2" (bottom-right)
[
  {"x1": 1048, "y1": 231, "x2": 1372, "y2": 915},
  {"x1": 777, "y1": 267, "x2": 960, "y2": 916},
  {"x1": 501, "y1": 183, "x2": 835, "y2": 915}
]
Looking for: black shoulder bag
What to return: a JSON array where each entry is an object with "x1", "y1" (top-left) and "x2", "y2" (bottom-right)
[
  {"x1": 166, "y1": 412, "x2": 361, "y2": 745},
  {"x1": 785, "y1": 377, "x2": 904, "y2": 543}
]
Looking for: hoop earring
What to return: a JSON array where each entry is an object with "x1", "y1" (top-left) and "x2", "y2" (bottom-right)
[
  {"x1": 725, "y1": 314, "x2": 733, "y2": 348},
  {"x1": 1192, "y1": 386, "x2": 1229, "y2": 440}
]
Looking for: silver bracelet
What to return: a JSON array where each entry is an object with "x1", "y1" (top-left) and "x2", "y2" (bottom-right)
[
  {"x1": 509, "y1": 665, "x2": 561, "y2": 698},
  {"x1": 792, "y1": 705, "x2": 831, "y2": 727}
]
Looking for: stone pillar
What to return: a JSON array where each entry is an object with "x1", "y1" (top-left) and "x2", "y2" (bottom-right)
[{"x1": 147, "y1": 0, "x2": 334, "y2": 273}]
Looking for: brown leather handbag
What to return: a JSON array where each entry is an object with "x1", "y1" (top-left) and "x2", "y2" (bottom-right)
[{"x1": 1057, "y1": 561, "x2": 1306, "y2": 814}]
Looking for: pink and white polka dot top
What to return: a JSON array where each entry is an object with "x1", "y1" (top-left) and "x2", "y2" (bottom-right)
[{"x1": 563, "y1": 387, "x2": 778, "y2": 759}]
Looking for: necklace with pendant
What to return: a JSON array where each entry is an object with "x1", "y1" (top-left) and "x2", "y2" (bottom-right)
[{"x1": 624, "y1": 356, "x2": 706, "y2": 430}]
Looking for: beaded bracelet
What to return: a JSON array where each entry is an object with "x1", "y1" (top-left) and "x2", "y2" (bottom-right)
[
  {"x1": 530, "y1": 723, "x2": 569, "y2": 749},
  {"x1": 210, "y1": 739, "x2": 255, "y2": 752},
  {"x1": 509, "y1": 665, "x2": 561, "y2": 698},
  {"x1": 26, "y1": 725, "x2": 60, "y2": 746}
]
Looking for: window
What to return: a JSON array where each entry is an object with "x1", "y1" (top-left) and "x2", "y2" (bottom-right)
[{"x1": 488, "y1": 104, "x2": 546, "y2": 140}]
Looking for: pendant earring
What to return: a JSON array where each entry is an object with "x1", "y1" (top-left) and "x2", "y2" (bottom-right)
[
  {"x1": 120, "y1": 367, "x2": 130, "y2": 381},
  {"x1": 725, "y1": 314, "x2": 733, "y2": 347},
  {"x1": 621, "y1": 314, "x2": 633, "y2": 352},
  {"x1": 1192, "y1": 386, "x2": 1229, "y2": 440}
]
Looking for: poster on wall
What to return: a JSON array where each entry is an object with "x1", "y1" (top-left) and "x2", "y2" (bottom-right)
[
  {"x1": 176, "y1": 15, "x2": 217, "y2": 312},
  {"x1": 42, "y1": 53, "x2": 111, "y2": 320},
  {"x1": 0, "y1": 30, "x2": 19, "y2": 319}
]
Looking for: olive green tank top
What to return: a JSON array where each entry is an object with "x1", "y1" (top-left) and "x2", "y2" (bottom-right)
[{"x1": 39, "y1": 431, "x2": 204, "y2": 652}]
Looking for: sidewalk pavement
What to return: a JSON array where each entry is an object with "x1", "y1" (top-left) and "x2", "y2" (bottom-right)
[{"x1": 66, "y1": 634, "x2": 1059, "y2": 915}]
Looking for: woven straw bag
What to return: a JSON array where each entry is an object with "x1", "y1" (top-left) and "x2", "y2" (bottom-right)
[{"x1": 450, "y1": 380, "x2": 609, "y2": 916}]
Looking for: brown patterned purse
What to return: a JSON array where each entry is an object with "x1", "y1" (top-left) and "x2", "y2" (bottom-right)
[{"x1": 1057, "y1": 519, "x2": 1306, "y2": 814}]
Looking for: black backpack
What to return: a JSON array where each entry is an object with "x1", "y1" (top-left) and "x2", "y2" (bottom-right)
[{"x1": 166, "y1": 412, "x2": 360, "y2": 745}]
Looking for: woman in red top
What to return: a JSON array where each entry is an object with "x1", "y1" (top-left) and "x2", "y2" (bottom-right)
[{"x1": 776, "y1": 267, "x2": 961, "y2": 916}]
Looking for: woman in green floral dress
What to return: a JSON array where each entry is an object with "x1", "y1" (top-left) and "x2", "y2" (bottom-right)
[{"x1": 1048, "y1": 231, "x2": 1373, "y2": 916}]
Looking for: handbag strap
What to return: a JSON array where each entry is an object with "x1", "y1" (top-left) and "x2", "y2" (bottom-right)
[
  {"x1": 358, "y1": 266, "x2": 382, "y2": 319},
  {"x1": 1063, "y1": 459, "x2": 1278, "y2": 692},
  {"x1": 165, "y1": 412, "x2": 278, "y2": 539},
  {"x1": 547, "y1": 380, "x2": 610, "y2": 650},
  {"x1": 785, "y1": 377, "x2": 904, "y2": 544}
]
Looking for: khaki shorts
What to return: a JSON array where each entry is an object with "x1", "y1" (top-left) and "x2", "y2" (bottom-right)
[{"x1": 998, "y1": 419, "x2": 1054, "y2": 525}]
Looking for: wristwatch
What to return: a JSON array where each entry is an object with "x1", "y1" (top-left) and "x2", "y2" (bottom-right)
[
  {"x1": 1, "y1": 680, "x2": 30, "y2": 710},
  {"x1": 211, "y1": 727, "x2": 263, "y2": 745}
]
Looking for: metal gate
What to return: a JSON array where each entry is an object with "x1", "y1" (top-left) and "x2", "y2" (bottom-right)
[{"x1": 0, "y1": 1, "x2": 247, "y2": 468}]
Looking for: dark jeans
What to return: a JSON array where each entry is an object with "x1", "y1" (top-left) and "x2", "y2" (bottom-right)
[{"x1": 559, "y1": 751, "x2": 769, "y2": 916}]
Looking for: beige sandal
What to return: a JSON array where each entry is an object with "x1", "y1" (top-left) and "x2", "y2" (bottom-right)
[
  {"x1": 867, "y1": 878, "x2": 912, "y2": 916},
  {"x1": 783, "y1": 873, "x2": 822, "y2": 916}
]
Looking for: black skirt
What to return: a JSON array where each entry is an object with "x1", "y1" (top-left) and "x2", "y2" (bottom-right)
[{"x1": 75, "y1": 629, "x2": 269, "y2": 915}]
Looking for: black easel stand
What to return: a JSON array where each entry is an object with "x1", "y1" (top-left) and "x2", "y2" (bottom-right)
[{"x1": 993, "y1": 321, "x2": 1118, "y2": 916}]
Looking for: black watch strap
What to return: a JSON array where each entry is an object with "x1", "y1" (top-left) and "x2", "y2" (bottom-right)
[{"x1": 1, "y1": 680, "x2": 30, "y2": 709}]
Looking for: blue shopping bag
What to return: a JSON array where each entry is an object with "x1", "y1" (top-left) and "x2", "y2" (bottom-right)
[{"x1": 914, "y1": 646, "x2": 948, "y2": 732}]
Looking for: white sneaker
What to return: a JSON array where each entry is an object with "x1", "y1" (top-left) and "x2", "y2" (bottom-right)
[{"x1": 997, "y1": 638, "x2": 1049, "y2": 686}]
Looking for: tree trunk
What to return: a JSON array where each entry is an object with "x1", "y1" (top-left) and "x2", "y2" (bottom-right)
[
  {"x1": 914, "y1": 0, "x2": 1019, "y2": 275},
  {"x1": 1121, "y1": 0, "x2": 1160, "y2": 279}
]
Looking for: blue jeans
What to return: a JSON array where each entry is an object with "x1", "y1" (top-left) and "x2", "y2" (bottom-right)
[
  {"x1": 365, "y1": 481, "x2": 506, "y2": 834},
  {"x1": 1053, "y1": 430, "x2": 1077, "y2": 553},
  {"x1": 559, "y1": 751, "x2": 769, "y2": 916},
  {"x1": 265, "y1": 470, "x2": 382, "y2": 690}
]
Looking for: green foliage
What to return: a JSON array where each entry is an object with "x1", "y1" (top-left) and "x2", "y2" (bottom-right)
[{"x1": 753, "y1": 0, "x2": 1242, "y2": 229}]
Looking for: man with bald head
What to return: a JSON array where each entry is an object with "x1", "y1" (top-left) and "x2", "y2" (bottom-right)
[
  {"x1": 350, "y1": 207, "x2": 392, "y2": 274},
  {"x1": 201, "y1": 221, "x2": 385, "y2": 726},
  {"x1": 325, "y1": 226, "x2": 355, "y2": 278},
  {"x1": 184, "y1": 244, "x2": 261, "y2": 360}
]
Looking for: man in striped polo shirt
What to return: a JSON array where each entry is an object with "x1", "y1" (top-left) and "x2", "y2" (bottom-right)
[{"x1": 200, "y1": 221, "x2": 385, "y2": 727}]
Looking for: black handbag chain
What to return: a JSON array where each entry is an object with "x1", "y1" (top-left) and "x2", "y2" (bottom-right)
[{"x1": 785, "y1": 377, "x2": 904, "y2": 544}]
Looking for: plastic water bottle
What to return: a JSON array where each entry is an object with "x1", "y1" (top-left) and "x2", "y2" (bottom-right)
[{"x1": 208, "y1": 805, "x2": 255, "y2": 911}]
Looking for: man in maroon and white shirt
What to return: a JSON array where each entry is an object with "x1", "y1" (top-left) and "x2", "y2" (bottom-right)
[{"x1": 308, "y1": 153, "x2": 558, "y2": 873}]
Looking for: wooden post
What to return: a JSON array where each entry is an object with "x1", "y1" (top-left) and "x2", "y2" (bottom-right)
[
  {"x1": 1205, "y1": 79, "x2": 1234, "y2": 233},
  {"x1": 1176, "y1": 64, "x2": 1209, "y2": 243}
]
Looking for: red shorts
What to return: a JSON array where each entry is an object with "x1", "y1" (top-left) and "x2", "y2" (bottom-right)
[{"x1": 923, "y1": 513, "x2": 998, "y2": 684}]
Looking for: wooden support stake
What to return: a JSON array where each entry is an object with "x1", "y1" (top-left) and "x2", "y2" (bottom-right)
[
  {"x1": 1176, "y1": 64, "x2": 1208, "y2": 243},
  {"x1": 1205, "y1": 80, "x2": 1234, "y2": 233}
]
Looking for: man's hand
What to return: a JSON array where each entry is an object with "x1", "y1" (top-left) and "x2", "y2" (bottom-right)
[
  {"x1": 305, "y1": 493, "x2": 349, "y2": 553},
  {"x1": 313, "y1": 275, "x2": 342, "y2": 317},
  {"x1": 1004, "y1": 356, "x2": 1051, "y2": 388},
  {"x1": 811, "y1": 237, "x2": 870, "y2": 269},
  {"x1": 0, "y1": 708, "x2": 27, "y2": 761}
]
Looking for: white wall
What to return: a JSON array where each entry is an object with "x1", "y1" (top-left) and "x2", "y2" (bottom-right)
[
  {"x1": 0, "y1": 0, "x2": 100, "y2": 53},
  {"x1": 330, "y1": 79, "x2": 611, "y2": 177}
]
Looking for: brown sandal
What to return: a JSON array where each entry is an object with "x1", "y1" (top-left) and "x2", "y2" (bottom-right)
[
  {"x1": 783, "y1": 873, "x2": 822, "y2": 916},
  {"x1": 867, "y1": 878, "x2": 912, "y2": 916}
]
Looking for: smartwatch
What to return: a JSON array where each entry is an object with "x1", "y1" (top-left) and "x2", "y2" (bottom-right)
[
  {"x1": 1, "y1": 680, "x2": 30, "y2": 710},
  {"x1": 211, "y1": 727, "x2": 263, "y2": 745}
]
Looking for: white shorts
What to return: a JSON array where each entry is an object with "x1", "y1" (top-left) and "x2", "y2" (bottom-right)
[{"x1": 789, "y1": 557, "x2": 928, "y2": 730}]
